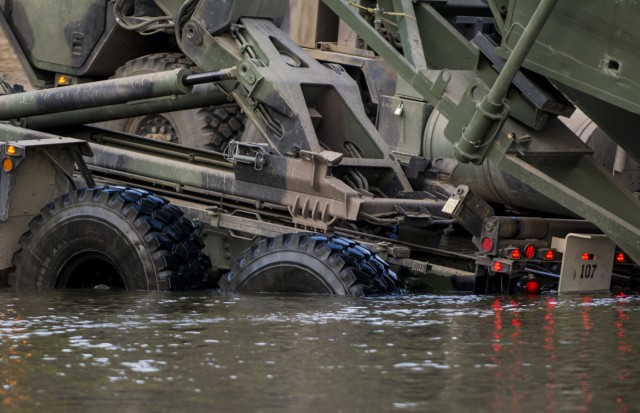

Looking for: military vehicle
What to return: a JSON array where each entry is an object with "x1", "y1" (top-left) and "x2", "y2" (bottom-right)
[{"x1": 0, "y1": 0, "x2": 638, "y2": 295}]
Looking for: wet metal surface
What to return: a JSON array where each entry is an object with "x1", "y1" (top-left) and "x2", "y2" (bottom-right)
[{"x1": 1, "y1": 290, "x2": 639, "y2": 412}]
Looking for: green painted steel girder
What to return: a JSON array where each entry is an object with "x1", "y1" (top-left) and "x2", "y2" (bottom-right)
[
  {"x1": 322, "y1": 0, "x2": 438, "y2": 103},
  {"x1": 499, "y1": 152, "x2": 640, "y2": 265},
  {"x1": 455, "y1": 0, "x2": 558, "y2": 163}
]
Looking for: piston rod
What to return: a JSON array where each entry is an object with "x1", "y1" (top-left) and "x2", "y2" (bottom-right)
[{"x1": 0, "y1": 67, "x2": 237, "y2": 123}]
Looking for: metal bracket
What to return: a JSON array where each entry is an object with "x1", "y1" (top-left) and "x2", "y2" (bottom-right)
[
  {"x1": 225, "y1": 140, "x2": 271, "y2": 170},
  {"x1": 442, "y1": 184, "x2": 494, "y2": 237}
]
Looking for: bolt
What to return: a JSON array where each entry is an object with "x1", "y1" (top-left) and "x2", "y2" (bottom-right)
[
  {"x1": 485, "y1": 220, "x2": 496, "y2": 232},
  {"x1": 184, "y1": 22, "x2": 202, "y2": 45}
]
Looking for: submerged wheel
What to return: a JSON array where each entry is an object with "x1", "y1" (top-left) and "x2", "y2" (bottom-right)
[
  {"x1": 10, "y1": 186, "x2": 212, "y2": 291},
  {"x1": 101, "y1": 53, "x2": 244, "y2": 150},
  {"x1": 220, "y1": 233, "x2": 400, "y2": 296}
]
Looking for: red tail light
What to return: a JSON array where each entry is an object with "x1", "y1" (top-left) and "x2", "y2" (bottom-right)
[
  {"x1": 526, "y1": 279, "x2": 541, "y2": 294},
  {"x1": 581, "y1": 253, "x2": 595, "y2": 261},
  {"x1": 503, "y1": 248, "x2": 522, "y2": 260},
  {"x1": 491, "y1": 259, "x2": 511, "y2": 273},
  {"x1": 481, "y1": 237, "x2": 494, "y2": 253},
  {"x1": 524, "y1": 244, "x2": 536, "y2": 259},
  {"x1": 615, "y1": 252, "x2": 626, "y2": 263}
]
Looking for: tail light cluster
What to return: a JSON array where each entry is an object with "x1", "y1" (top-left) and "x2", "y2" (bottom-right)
[
  {"x1": 499, "y1": 244, "x2": 558, "y2": 262},
  {"x1": 493, "y1": 246, "x2": 629, "y2": 267},
  {"x1": 480, "y1": 236, "x2": 557, "y2": 263},
  {"x1": 489, "y1": 244, "x2": 560, "y2": 279},
  {"x1": 483, "y1": 241, "x2": 558, "y2": 296}
]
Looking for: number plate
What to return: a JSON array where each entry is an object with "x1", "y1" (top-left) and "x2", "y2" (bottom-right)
[{"x1": 558, "y1": 234, "x2": 614, "y2": 293}]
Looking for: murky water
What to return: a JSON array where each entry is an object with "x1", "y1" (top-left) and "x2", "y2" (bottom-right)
[{"x1": 1, "y1": 289, "x2": 639, "y2": 413}]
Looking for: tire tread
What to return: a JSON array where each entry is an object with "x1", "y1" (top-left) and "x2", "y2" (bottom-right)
[
  {"x1": 9, "y1": 186, "x2": 212, "y2": 290},
  {"x1": 221, "y1": 233, "x2": 399, "y2": 296}
]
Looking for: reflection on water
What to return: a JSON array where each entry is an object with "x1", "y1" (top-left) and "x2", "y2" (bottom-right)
[{"x1": 1, "y1": 290, "x2": 639, "y2": 412}]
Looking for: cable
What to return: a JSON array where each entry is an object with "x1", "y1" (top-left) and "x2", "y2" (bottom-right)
[
  {"x1": 174, "y1": 0, "x2": 198, "y2": 44},
  {"x1": 113, "y1": 0, "x2": 175, "y2": 35}
]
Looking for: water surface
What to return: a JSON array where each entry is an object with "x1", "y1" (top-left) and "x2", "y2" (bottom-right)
[{"x1": 1, "y1": 290, "x2": 638, "y2": 412}]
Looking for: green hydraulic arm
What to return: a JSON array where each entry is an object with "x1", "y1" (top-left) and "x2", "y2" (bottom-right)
[{"x1": 323, "y1": 0, "x2": 640, "y2": 264}]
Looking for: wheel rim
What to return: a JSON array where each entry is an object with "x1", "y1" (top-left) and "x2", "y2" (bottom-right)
[
  {"x1": 56, "y1": 250, "x2": 127, "y2": 290},
  {"x1": 127, "y1": 115, "x2": 178, "y2": 142},
  {"x1": 238, "y1": 263, "x2": 336, "y2": 294}
]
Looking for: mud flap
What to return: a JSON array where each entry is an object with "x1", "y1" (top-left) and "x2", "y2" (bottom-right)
[{"x1": 554, "y1": 234, "x2": 615, "y2": 293}]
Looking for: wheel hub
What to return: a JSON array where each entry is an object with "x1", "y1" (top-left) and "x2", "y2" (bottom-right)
[
  {"x1": 56, "y1": 251, "x2": 127, "y2": 289},
  {"x1": 128, "y1": 115, "x2": 178, "y2": 142}
]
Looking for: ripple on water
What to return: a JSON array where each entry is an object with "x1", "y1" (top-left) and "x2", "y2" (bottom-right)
[
  {"x1": 1, "y1": 290, "x2": 640, "y2": 412},
  {"x1": 120, "y1": 360, "x2": 166, "y2": 373}
]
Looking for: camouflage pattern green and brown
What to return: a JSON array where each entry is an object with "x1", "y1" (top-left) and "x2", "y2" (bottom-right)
[{"x1": 0, "y1": 0, "x2": 639, "y2": 295}]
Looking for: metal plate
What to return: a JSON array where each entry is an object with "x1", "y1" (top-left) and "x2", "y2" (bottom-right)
[{"x1": 558, "y1": 233, "x2": 614, "y2": 293}]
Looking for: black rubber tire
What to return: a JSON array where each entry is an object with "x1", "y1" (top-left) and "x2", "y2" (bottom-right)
[
  {"x1": 9, "y1": 186, "x2": 212, "y2": 291},
  {"x1": 219, "y1": 233, "x2": 400, "y2": 296},
  {"x1": 101, "y1": 53, "x2": 244, "y2": 150}
]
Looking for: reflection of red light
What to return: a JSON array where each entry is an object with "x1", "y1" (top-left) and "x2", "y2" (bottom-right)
[
  {"x1": 582, "y1": 253, "x2": 595, "y2": 261},
  {"x1": 482, "y1": 237, "x2": 493, "y2": 252},
  {"x1": 526, "y1": 279, "x2": 541, "y2": 294},
  {"x1": 615, "y1": 299, "x2": 632, "y2": 354},
  {"x1": 582, "y1": 297, "x2": 593, "y2": 331},
  {"x1": 614, "y1": 298, "x2": 631, "y2": 412},
  {"x1": 544, "y1": 299, "x2": 556, "y2": 352},
  {"x1": 492, "y1": 299, "x2": 503, "y2": 353}
]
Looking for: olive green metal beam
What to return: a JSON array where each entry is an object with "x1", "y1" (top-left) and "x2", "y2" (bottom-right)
[
  {"x1": 483, "y1": 120, "x2": 640, "y2": 264},
  {"x1": 454, "y1": 0, "x2": 558, "y2": 163},
  {"x1": 323, "y1": 0, "x2": 438, "y2": 102},
  {"x1": 390, "y1": 0, "x2": 427, "y2": 71},
  {"x1": 499, "y1": 151, "x2": 640, "y2": 265}
]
